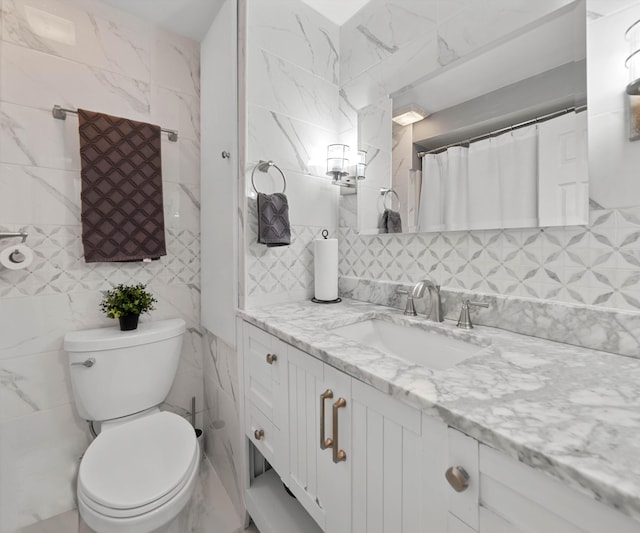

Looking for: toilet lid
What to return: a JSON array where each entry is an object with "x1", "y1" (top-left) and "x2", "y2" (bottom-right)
[{"x1": 78, "y1": 412, "x2": 197, "y2": 511}]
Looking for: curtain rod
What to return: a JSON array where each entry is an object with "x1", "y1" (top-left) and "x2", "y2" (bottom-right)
[
  {"x1": 417, "y1": 104, "x2": 587, "y2": 157},
  {"x1": 51, "y1": 105, "x2": 179, "y2": 142}
]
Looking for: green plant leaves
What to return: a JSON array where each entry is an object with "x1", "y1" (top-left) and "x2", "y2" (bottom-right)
[{"x1": 99, "y1": 283, "x2": 157, "y2": 319}]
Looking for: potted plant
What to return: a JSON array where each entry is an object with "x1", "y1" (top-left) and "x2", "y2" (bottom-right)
[{"x1": 99, "y1": 283, "x2": 157, "y2": 331}]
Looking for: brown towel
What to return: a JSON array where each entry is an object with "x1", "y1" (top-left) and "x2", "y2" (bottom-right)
[
  {"x1": 78, "y1": 109, "x2": 166, "y2": 262},
  {"x1": 257, "y1": 192, "x2": 291, "y2": 247}
]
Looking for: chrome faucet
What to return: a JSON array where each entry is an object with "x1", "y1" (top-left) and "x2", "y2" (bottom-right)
[{"x1": 397, "y1": 280, "x2": 443, "y2": 322}]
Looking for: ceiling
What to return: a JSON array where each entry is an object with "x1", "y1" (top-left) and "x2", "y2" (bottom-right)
[
  {"x1": 588, "y1": 0, "x2": 639, "y2": 17},
  {"x1": 98, "y1": 0, "x2": 370, "y2": 41},
  {"x1": 98, "y1": 0, "x2": 225, "y2": 41},
  {"x1": 301, "y1": 0, "x2": 371, "y2": 26}
]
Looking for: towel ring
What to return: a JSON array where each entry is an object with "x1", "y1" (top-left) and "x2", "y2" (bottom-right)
[
  {"x1": 380, "y1": 188, "x2": 400, "y2": 210},
  {"x1": 251, "y1": 160, "x2": 287, "y2": 194}
]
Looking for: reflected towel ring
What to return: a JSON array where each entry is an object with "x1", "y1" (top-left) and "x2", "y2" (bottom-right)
[
  {"x1": 251, "y1": 160, "x2": 287, "y2": 194},
  {"x1": 380, "y1": 187, "x2": 400, "y2": 210}
]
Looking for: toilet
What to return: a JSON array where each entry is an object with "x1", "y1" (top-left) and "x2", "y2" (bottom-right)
[{"x1": 64, "y1": 318, "x2": 199, "y2": 533}]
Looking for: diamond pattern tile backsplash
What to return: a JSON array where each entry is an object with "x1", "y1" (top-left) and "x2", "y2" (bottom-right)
[
  {"x1": 246, "y1": 223, "x2": 320, "y2": 302},
  {"x1": 339, "y1": 207, "x2": 640, "y2": 313},
  {"x1": 0, "y1": 225, "x2": 200, "y2": 298}
]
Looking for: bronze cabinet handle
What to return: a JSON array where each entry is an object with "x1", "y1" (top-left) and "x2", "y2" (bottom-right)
[
  {"x1": 445, "y1": 466, "x2": 470, "y2": 492},
  {"x1": 266, "y1": 353, "x2": 277, "y2": 364},
  {"x1": 320, "y1": 389, "x2": 334, "y2": 450},
  {"x1": 332, "y1": 397, "x2": 347, "y2": 463},
  {"x1": 254, "y1": 429, "x2": 265, "y2": 441}
]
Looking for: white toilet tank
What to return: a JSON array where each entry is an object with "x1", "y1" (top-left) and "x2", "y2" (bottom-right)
[{"x1": 64, "y1": 319, "x2": 186, "y2": 421}]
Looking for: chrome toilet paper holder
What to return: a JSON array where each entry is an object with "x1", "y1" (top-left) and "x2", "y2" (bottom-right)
[{"x1": 0, "y1": 232, "x2": 29, "y2": 263}]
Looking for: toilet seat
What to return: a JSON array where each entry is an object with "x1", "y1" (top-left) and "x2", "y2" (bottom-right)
[{"x1": 78, "y1": 411, "x2": 198, "y2": 518}]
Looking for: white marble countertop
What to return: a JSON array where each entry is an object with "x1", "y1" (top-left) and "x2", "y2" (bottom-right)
[{"x1": 238, "y1": 298, "x2": 640, "y2": 523}]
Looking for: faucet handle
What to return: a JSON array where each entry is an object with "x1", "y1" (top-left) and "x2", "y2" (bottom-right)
[
  {"x1": 396, "y1": 289, "x2": 417, "y2": 316},
  {"x1": 457, "y1": 300, "x2": 489, "y2": 329}
]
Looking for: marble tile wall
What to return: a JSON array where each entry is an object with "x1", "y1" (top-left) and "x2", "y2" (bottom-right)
[
  {"x1": 0, "y1": 0, "x2": 201, "y2": 530},
  {"x1": 244, "y1": 0, "x2": 340, "y2": 307},
  {"x1": 202, "y1": 328, "x2": 244, "y2": 520}
]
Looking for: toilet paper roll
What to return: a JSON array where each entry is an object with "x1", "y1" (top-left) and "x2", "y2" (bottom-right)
[
  {"x1": 314, "y1": 238, "x2": 338, "y2": 301},
  {"x1": 0, "y1": 244, "x2": 34, "y2": 270}
]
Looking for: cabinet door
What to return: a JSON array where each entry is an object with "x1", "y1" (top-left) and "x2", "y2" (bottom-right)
[
  {"x1": 351, "y1": 379, "x2": 422, "y2": 533},
  {"x1": 318, "y1": 364, "x2": 351, "y2": 533},
  {"x1": 423, "y1": 423, "x2": 479, "y2": 532},
  {"x1": 285, "y1": 347, "x2": 351, "y2": 532}
]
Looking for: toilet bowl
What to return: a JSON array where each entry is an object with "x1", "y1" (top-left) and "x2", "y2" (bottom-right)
[
  {"x1": 77, "y1": 411, "x2": 199, "y2": 533},
  {"x1": 64, "y1": 319, "x2": 198, "y2": 533}
]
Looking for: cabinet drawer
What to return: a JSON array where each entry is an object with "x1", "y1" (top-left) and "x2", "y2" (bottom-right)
[
  {"x1": 244, "y1": 323, "x2": 287, "y2": 427},
  {"x1": 479, "y1": 444, "x2": 640, "y2": 533},
  {"x1": 246, "y1": 400, "x2": 281, "y2": 472}
]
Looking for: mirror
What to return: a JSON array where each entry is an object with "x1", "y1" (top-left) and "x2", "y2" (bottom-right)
[{"x1": 341, "y1": 0, "x2": 589, "y2": 235}]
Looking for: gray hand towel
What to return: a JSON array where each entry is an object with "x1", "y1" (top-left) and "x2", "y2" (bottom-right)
[
  {"x1": 378, "y1": 210, "x2": 389, "y2": 233},
  {"x1": 386, "y1": 209, "x2": 402, "y2": 233},
  {"x1": 257, "y1": 192, "x2": 291, "y2": 247}
]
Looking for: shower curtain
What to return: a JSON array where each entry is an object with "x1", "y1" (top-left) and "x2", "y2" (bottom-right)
[
  {"x1": 497, "y1": 124, "x2": 538, "y2": 228},
  {"x1": 417, "y1": 114, "x2": 577, "y2": 232},
  {"x1": 417, "y1": 152, "x2": 445, "y2": 232},
  {"x1": 443, "y1": 146, "x2": 469, "y2": 231},
  {"x1": 468, "y1": 137, "x2": 501, "y2": 230}
]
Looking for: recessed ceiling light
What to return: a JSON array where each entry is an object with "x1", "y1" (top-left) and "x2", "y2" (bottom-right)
[{"x1": 392, "y1": 104, "x2": 429, "y2": 126}]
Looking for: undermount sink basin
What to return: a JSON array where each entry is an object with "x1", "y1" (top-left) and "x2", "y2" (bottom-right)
[{"x1": 330, "y1": 319, "x2": 484, "y2": 371}]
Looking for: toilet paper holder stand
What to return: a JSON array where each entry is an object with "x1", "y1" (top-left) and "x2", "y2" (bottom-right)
[{"x1": 0, "y1": 232, "x2": 29, "y2": 264}]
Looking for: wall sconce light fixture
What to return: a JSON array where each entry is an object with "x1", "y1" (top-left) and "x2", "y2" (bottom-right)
[
  {"x1": 326, "y1": 144, "x2": 367, "y2": 188},
  {"x1": 391, "y1": 104, "x2": 429, "y2": 126},
  {"x1": 625, "y1": 19, "x2": 640, "y2": 141},
  {"x1": 356, "y1": 149, "x2": 367, "y2": 180},
  {"x1": 626, "y1": 19, "x2": 640, "y2": 95}
]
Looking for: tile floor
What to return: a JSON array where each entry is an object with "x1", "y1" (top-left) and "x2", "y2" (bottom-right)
[{"x1": 17, "y1": 457, "x2": 259, "y2": 533}]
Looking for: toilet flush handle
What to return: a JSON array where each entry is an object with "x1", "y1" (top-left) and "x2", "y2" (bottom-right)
[{"x1": 71, "y1": 358, "x2": 95, "y2": 368}]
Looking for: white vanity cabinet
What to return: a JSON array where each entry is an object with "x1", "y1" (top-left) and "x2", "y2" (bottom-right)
[{"x1": 240, "y1": 321, "x2": 640, "y2": 533}]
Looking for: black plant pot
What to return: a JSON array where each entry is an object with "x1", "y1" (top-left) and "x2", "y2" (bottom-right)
[{"x1": 119, "y1": 314, "x2": 139, "y2": 331}]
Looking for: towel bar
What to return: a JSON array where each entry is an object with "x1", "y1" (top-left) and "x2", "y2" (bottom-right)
[
  {"x1": 0, "y1": 232, "x2": 28, "y2": 243},
  {"x1": 380, "y1": 188, "x2": 400, "y2": 210},
  {"x1": 52, "y1": 105, "x2": 179, "y2": 142},
  {"x1": 251, "y1": 160, "x2": 287, "y2": 194}
]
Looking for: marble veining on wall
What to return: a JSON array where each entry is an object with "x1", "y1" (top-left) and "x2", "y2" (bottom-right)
[
  {"x1": 244, "y1": 0, "x2": 340, "y2": 307},
  {"x1": 202, "y1": 328, "x2": 244, "y2": 520},
  {"x1": 0, "y1": 0, "x2": 202, "y2": 530}
]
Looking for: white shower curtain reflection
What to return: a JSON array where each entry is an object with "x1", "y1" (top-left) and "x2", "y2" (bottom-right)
[
  {"x1": 443, "y1": 146, "x2": 469, "y2": 231},
  {"x1": 418, "y1": 111, "x2": 587, "y2": 233},
  {"x1": 417, "y1": 153, "x2": 445, "y2": 232},
  {"x1": 497, "y1": 124, "x2": 539, "y2": 228},
  {"x1": 468, "y1": 137, "x2": 501, "y2": 230}
]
